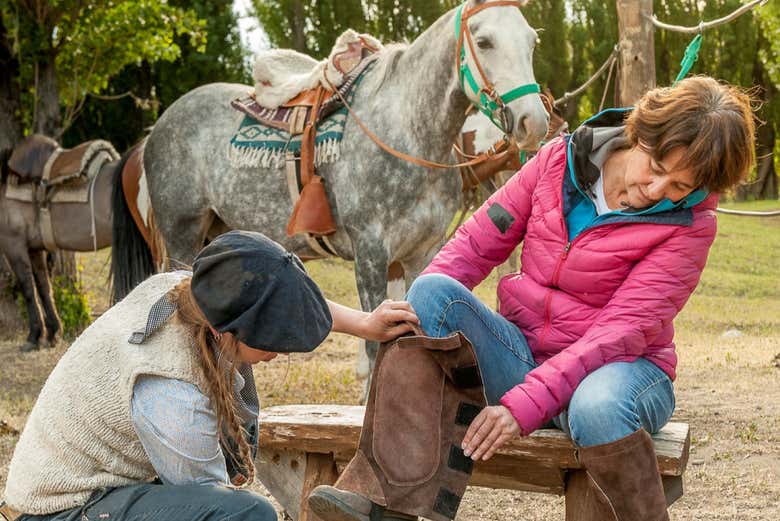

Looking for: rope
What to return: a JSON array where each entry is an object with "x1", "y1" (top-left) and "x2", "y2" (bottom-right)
[
  {"x1": 554, "y1": 45, "x2": 619, "y2": 108},
  {"x1": 716, "y1": 207, "x2": 780, "y2": 217},
  {"x1": 89, "y1": 169, "x2": 99, "y2": 252},
  {"x1": 598, "y1": 52, "x2": 617, "y2": 112},
  {"x1": 649, "y1": 0, "x2": 769, "y2": 34}
]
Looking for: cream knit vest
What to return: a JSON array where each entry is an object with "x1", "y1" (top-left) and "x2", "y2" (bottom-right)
[{"x1": 4, "y1": 272, "x2": 208, "y2": 515}]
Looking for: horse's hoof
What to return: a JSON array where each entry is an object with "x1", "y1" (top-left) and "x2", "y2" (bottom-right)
[
  {"x1": 19, "y1": 342, "x2": 40, "y2": 353},
  {"x1": 44, "y1": 336, "x2": 60, "y2": 349}
]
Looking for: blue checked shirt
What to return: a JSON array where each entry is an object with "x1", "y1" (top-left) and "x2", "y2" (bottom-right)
[{"x1": 131, "y1": 375, "x2": 230, "y2": 485}]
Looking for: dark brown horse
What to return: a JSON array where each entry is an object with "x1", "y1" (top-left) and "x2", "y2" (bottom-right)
[{"x1": 0, "y1": 135, "x2": 149, "y2": 351}]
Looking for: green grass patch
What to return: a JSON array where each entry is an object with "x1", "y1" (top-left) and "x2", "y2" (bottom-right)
[{"x1": 679, "y1": 205, "x2": 780, "y2": 335}]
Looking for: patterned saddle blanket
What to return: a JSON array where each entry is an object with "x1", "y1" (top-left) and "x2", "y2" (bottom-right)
[{"x1": 228, "y1": 55, "x2": 377, "y2": 169}]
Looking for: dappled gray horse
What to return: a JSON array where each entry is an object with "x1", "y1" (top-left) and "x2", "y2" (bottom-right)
[{"x1": 116, "y1": 0, "x2": 548, "y2": 370}]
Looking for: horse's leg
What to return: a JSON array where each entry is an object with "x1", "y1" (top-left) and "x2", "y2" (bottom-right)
[
  {"x1": 156, "y1": 211, "x2": 211, "y2": 269},
  {"x1": 353, "y1": 237, "x2": 390, "y2": 400},
  {"x1": 4, "y1": 249, "x2": 44, "y2": 351},
  {"x1": 30, "y1": 250, "x2": 61, "y2": 347},
  {"x1": 401, "y1": 236, "x2": 446, "y2": 294},
  {"x1": 357, "y1": 262, "x2": 405, "y2": 379}
]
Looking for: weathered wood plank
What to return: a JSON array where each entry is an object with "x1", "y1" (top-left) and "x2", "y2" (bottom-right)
[
  {"x1": 258, "y1": 405, "x2": 690, "y2": 478},
  {"x1": 255, "y1": 448, "x2": 307, "y2": 520},
  {"x1": 299, "y1": 453, "x2": 339, "y2": 521}
]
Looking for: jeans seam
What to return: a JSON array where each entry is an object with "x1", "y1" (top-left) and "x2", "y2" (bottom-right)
[
  {"x1": 569, "y1": 372, "x2": 673, "y2": 444},
  {"x1": 633, "y1": 375, "x2": 673, "y2": 432},
  {"x1": 436, "y1": 297, "x2": 535, "y2": 366}
]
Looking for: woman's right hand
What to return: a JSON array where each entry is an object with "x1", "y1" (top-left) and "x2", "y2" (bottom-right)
[{"x1": 360, "y1": 299, "x2": 420, "y2": 342}]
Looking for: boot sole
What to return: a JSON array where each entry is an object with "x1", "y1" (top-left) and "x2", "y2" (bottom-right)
[{"x1": 307, "y1": 489, "x2": 369, "y2": 521}]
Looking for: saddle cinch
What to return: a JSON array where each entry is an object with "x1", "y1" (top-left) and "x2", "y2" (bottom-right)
[
  {"x1": 231, "y1": 30, "x2": 382, "y2": 245},
  {"x1": 6, "y1": 135, "x2": 119, "y2": 251}
]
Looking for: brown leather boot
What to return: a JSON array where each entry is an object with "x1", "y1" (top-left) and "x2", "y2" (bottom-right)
[
  {"x1": 307, "y1": 332, "x2": 486, "y2": 521},
  {"x1": 307, "y1": 486, "x2": 416, "y2": 521},
  {"x1": 575, "y1": 429, "x2": 670, "y2": 521}
]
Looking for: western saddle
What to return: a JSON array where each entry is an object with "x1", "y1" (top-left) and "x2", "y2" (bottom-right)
[
  {"x1": 238, "y1": 32, "x2": 382, "y2": 257},
  {"x1": 5, "y1": 134, "x2": 119, "y2": 251}
]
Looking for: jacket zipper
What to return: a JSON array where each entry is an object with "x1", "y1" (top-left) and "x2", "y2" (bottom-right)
[
  {"x1": 536, "y1": 216, "x2": 640, "y2": 351},
  {"x1": 538, "y1": 241, "x2": 571, "y2": 350}
]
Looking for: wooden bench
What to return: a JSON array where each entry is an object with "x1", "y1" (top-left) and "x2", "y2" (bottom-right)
[{"x1": 255, "y1": 405, "x2": 690, "y2": 521}]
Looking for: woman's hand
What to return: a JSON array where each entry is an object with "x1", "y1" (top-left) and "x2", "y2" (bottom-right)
[
  {"x1": 360, "y1": 299, "x2": 420, "y2": 342},
  {"x1": 327, "y1": 299, "x2": 420, "y2": 342},
  {"x1": 462, "y1": 405, "x2": 520, "y2": 461}
]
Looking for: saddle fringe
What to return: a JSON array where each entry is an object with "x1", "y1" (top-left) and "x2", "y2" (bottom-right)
[{"x1": 227, "y1": 139, "x2": 342, "y2": 170}]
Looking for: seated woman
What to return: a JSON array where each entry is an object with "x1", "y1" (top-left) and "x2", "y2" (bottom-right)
[
  {"x1": 309, "y1": 76, "x2": 756, "y2": 521},
  {"x1": 0, "y1": 231, "x2": 418, "y2": 521}
]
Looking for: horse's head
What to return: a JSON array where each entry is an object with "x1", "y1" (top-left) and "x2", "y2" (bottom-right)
[{"x1": 457, "y1": 0, "x2": 549, "y2": 150}]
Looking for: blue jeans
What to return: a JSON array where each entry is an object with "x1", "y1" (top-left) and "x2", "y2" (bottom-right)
[
  {"x1": 20, "y1": 483, "x2": 277, "y2": 521},
  {"x1": 406, "y1": 273, "x2": 676, "y2": 447}
]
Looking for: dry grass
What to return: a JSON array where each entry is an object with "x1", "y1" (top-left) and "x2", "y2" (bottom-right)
[{"x1": 1, "y1": 202, "x2": 779, "y2": 520}]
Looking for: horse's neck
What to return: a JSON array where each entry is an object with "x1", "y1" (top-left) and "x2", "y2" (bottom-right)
[{"x1": 374, "y1": 11, "x2": 470, "y2": 160}]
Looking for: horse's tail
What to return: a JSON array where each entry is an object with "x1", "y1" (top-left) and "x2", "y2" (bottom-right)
[{"x1": 110, "y1": 139, "x2": 159, "y2": 303}]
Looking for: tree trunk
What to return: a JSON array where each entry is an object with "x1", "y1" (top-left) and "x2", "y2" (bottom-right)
[
  {"x1": 289, "y1": 0, "x2": 308, "y2": 54},
  {"x1": 0, "y1": 10, "x2": 23, "y2": 152},
  {"x1": 615, "y1": 0, "x2": 655, "y2": 106},
  {"x1": 0, "y1": 11, "x2": 25, "y2": 336},
  {"x1": 737, "y1": 119, "x2": 777, "y2": 200},
  {"x1": 736, "y1": 24, "x2": 778, "y2": 201},
  {"x1": 34, "y1": 49, "x2": 62, "y2": 138}
]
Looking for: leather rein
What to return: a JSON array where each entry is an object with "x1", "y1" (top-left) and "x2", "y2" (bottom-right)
[{"x1": 324, "y1": 0, "x2": 540, "y2": 171}]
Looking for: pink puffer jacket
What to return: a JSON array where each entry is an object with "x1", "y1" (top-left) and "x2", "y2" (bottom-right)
[{"x1": 423, "y1": 136, "x2": 718, "y2": 435}]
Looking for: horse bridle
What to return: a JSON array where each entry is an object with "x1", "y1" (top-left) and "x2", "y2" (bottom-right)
[
  {"x1": 455, "y1": 1, "x2": 541, "y2": 133},
  {"x1": 325, "y1": 0, "x2": 542, "y2": 170}
]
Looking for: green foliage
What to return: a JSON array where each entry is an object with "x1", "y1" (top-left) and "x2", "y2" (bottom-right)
[
  {"x1": 523, "y1": 0, "x2": 570, "y2": 100},
  {"x1": 52, "y1": 273, "x2": 91, "y2": 337},
  {"x1": 1, "y1": 0, "x2": 207, "y2": 134},
  {"x1": 756, "y1": 0, "x2": 780, "y2": 89},
  {"x1": 253, "y1": 0, "x2": 460, "y2": 58},
  {"x1": 676, "y1": 200, "x2": 780, "y2": 336},
  {"x1": 55, "y1": 1, "x2": 207, "y2": 107},
  {"x1": 12, "y1": 269, "x2": 91, "y2": 338},
  {"x1": 63, "y1": 0, "x2": 251, "y2": 150}
]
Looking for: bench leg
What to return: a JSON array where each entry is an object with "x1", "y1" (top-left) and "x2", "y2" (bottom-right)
[
  {"x1": 299, "y1": 452, "x2": 339, "y2": 521},
  {"x1": 256, "y1": 449, "x2": 339, "y2": 521}
]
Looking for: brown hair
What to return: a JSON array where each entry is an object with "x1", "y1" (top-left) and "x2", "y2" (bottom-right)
[
  {"x1": 625, "y1": 76, "x2": 756, "y2": 193},
  {"x1": 168, "y1": 277, "x2": 256, "y2": 484}
]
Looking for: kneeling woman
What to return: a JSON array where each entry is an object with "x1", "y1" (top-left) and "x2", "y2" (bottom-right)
[{"x1": 1, "y1": 231, "x2": 418, "y2": 521}]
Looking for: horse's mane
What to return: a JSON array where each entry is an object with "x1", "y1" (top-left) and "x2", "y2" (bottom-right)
[{"x1": 364, "y1": 43, "x2": 408, "y2": 95}]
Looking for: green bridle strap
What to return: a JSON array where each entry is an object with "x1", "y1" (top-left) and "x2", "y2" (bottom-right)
[{"x1": 455, "y1": 3, "x2": 541, "y2": 129}]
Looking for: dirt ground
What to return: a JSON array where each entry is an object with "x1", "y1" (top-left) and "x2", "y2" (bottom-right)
[
  {"x1": 1, "y1": 327, "x2": 777, "y2": 520},
  {"x1": 1, "y1": 222, "x2": 779, "y2": 520}
]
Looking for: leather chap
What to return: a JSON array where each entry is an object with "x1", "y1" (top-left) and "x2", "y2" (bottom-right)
[{"x1": 335, "y1": 332, "x2": 487, "y2": 521}]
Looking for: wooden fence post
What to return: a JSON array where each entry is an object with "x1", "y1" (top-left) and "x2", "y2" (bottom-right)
[{"x1": 616, "y1": 0, "x2": 656, "y2": 106}]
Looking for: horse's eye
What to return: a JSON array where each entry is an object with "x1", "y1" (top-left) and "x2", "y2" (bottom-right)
[{"x1": 476, "y1": 38, "x2": 493, "y2": 50}]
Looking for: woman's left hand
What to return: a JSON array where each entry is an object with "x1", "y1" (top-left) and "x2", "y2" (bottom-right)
[
  {"x1": 361, "y1": 300, "x2": 420, "y2": 342},
  {"x1": 461, "y1": 405, "x2": 520, "y2": 461}
]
